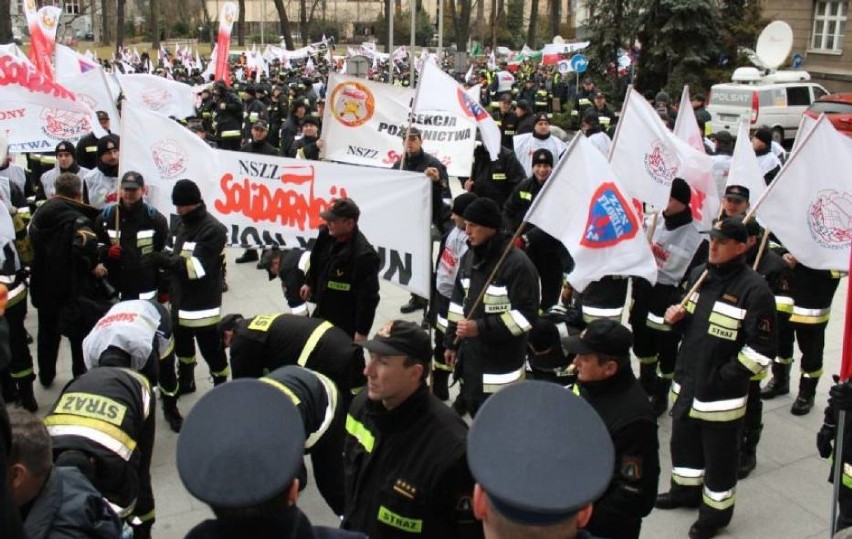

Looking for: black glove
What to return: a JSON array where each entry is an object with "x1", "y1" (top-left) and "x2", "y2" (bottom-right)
[
  {"x1": 817, "y1": 424, "x2": 836, "y2": 458},
  {"x1": 149, "y1": 251, "x2": 178, "y2": 271},
  {"x1": 829, "y1": 375, "x2": 852, "y2": 412}
]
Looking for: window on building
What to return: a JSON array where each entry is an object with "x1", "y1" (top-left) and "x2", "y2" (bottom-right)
[
  {"x1": 64, "y1": 0, "x2": 81, "y2": 15},
  {"x1": 811, "y1": 0, "x2": 847, "y2": 52}
]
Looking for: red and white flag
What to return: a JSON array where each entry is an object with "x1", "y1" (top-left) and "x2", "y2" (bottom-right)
[
  {"x1": 215, "y1": 2, "x2": 238, "y2": 85},
  {"x1": 726, "y1": 120, "x2": 765, "y2": 202},
  {"x1": 414, "y1": 59, "x2": 502, "y2": 161},
  {"x1": 755, "y1": 115, "x2": 852, "y2": 271},
  {"x1": 525, "y1": 136, "x2": 657, "y2": 292},
  {"x1": 24, "y1": 4, "x2": 62, "y2": 80},
  {"x1": 673, "y1": 85, "x2": 705, "y2": 152}
]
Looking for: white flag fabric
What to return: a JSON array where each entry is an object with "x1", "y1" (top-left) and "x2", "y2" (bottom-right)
[
  {"x1": 726, "y1": 120, "x2": 765, "y2": 202},
  {"x1": 61, "y1": 69, "x2": 121, "y2": 133},
  {"x1": 525, "y1": 136, "x2": 657, "y2": 292},
  {"x1": 55, "y1": 44, "x2": 101, "y2": 79},
  {"x1": 673, "y1": 86, "x2": 705, "y2": 152},
  {"x1": 0, "y1": 53, "x2": 104, "y2": 152},
  {"x1": 321, "y1": 73, "x2": 476, "y2": 176},
  {"x1": 755, "y1": 115, "x2": 852, "y2": 271},
  {"x1": 610, "y1": 87, "x2": 719, "y2": 229},
  {"x1": 119, "y1": 104, "x2": 433, "y2": 297},
  {"x1": 414, "y1": 60, "x2": 502, "y2": 161},
  {"x1": 512, "y1": 133, "x2": 568, "y2": 177},
  {"x1": 118, "y1": 74, "x2": 195, "y2": 118}
]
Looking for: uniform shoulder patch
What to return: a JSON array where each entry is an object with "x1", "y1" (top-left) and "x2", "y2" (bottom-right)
[{"x1": 621, "y1": 456, "x2": 642, "y2": 482}]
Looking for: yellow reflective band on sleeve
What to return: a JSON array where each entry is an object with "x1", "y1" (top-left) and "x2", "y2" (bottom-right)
[
  {"x1": 518, "y1": 191, "x2": 532, "y2": 201},
  {"x1": 499, "y1": 310, "x2": 531, "y2": 336},
  {"x1": 327, "y1": 280, "x2": 351, "y2": 291},
  {"x1": 134, "y1": 509, "x2": 156, "y2": 523},
  {"x1": 750, "y1": 370, "x2": 768, "y2": 382},
  {"x1": 775, "y1": 296, "x2": 794, "y2": 314},
  {"x1": 447, "y1": 302, "x2": 464, "y2": 323},
  {"x1": 703, "y1": 486, "x2": 736, "y2": 511},
  {"x1": 738, "y1": 345, "x2": 771, "y2": 375},
  {"x1": 185, "y1": 256, "x2": 206, "y2": 280},
  {"x1": 247, "y1": 313, "x2": 283, "y2": 332},
  {"x1": 260, "y1": 377, "x2": 302, "y2": 406},
  {"x1": 160, "y1": 337, "x2": 175, "y2": 360},
  {"x1": 55, "y1": 393, "x2": 128, "y2": 426},
  {"x1": 571, "y1": 383, "x2": 580, "y2": 395},
  {"x1": 346, "y1": 414, "x2": 375, "y2": 453},
  {"x1": 10, "y1": 368, "x2": 33, "y2": 379},
  {"x1": 637, "y1": 355, "x2": 658, "y2": 365},
  {"x1": 296, "y1": 321, "x2": 334, "y2": 366},
  {"x1": 432, "y1": 360, "x2": 454, "y2": 372},
  {"x1": 44, "y1": 416, "x2": 137, "y2": 460},
  {"x1": 646, "y1": 313, "x2": 671, "y2": 332},
  {"x1": 689, "y1": 395, "x2": 747, "y2": 422},
  {"x1": 377, "y1": 505, "x2": 423, "y2": 533}
]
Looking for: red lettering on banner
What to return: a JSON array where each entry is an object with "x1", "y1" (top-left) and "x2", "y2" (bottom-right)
[
  {"x1": 0, "y1": 56, "x2": 76, "y2": 100},
  {"x1": 383, "y1": 150, "x2": 401, "y2": 165},
  {"x1": 651, "y1": 242, "x2": 669, "y2": 266},
  {"x1": 214, "y1": 169, "x2": 349, "y2": 231},
  {"x1": 0, "y1": 108, "x2": 26, "y2": 120},
  {"x1": 95, "y1": 312, "x2": 137, "y2": 328}
]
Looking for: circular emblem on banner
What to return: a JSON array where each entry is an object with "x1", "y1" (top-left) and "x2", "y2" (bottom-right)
[
  {"x1": 456, "y1": 88, "x2": 489, "y2": 122},
  {"x1": 40, "y1": 109, "x2": 91, "y2": 140},
  {"x1": 76, "y1": 94, "x2": 98, "y2": 109},
  {"x1": 151, "y1": 139, "x2": 187, "y2": 179},
  {"x1": 223, "y1": 4, "x2": 237, "y2": 25},
  {"x1": 39, "y1": 9, "x2": 58, "y2": 30},
  {"x1": 25, "y1": 0, "x2": 36, "y2": 11},
  {"x1": 643, "y1": 139, "x2": 678, "y2": 187},
  {"x1": 330, "y1": 81, "x2": 375, "y2": 128},
  {"x1": 807, "y1": 189, "x2": 852, "y2": 250},
  {"x1": 141, "y1": 89, "x2": 172, "y2": 112}
]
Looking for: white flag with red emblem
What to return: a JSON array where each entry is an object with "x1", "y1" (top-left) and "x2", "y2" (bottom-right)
[
  {"x1": 118, "y1": 74, "x2": 196, "y2": 119},
  {"x1": 413, "y1": 59, "x2": 502, "y2": 161},
  {"x1": 525, "y1": 136, "x2": 657, "y2": 292},
  {"x1": 673, "y1": 85, "x2": 705, "y2": 152},
  {"x1": 24, "y1": 4, "x2": 61, "y2": 80},
  {"x1": 755, "y1": 115, "x2": 852, "y2": 271},
  {"x1": 610, "y1": 87, "x2": 719, "y2": 230}
]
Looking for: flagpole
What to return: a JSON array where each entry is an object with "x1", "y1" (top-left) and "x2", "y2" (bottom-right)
[
  {"x1": 452, "y1": 134, "x2": 581, "y2": 346},
  {"x1": 751, "y1": 229, "x2": 770, "y2": 271},
  {"x1": 646, "y1": 211, "x2": 658, "y2": 243},
  {"x1": 607, "y1": 85, "x2": 633, "y2": 163},
  {"x1": 400, "y1": 61, "x2": 429, "y2": 171},
  {"x1": 831, "y1": 244, "x2": 852, "y2": 535}
]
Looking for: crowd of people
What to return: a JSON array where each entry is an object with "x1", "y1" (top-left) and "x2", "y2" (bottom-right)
[{"x1": 0, "y1": 44, "x2": 850, "y2": 539}]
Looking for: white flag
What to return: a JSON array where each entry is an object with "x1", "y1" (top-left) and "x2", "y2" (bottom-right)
[
  {"x1": 119, "y1": 103, "x2": 433, "y2": 297},
  {"x1": 525, "y1": 136, "x2": 657, "y2": 292},
  {"x1": 414, "y1": 60, "x2": 502, "y2": 161},
  {"x1": 61, "y1": 68, "x2": 121, "y2": 133},
  {"x1": 673, "y1": 85, "x2": 705, "y2": 152},
  {"x1": 55, "y1": 44, "x2": 102, "y2": 80},
  {"x1": 118, "y1": 74, "x2": 195, "y2": 118},
  {"x1": 464, "y1": 64, "x2": 473, "y2": 83},
  {"x1": 755, "y1": 115, "x2": 852, "y2": 271},
  {"x1": 726, "y1": 120, "x2": 765, "y2": 202}
]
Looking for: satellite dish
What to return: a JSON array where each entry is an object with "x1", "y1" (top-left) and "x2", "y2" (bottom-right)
[
  {"x1": 552, "y1": 35, "x2": 564, "y2": 45},
  {"x1": 755, "y1": 21, "x2": 793, "y2": 70}
]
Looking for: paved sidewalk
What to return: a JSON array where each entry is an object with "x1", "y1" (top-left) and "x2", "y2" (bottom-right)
[{"x1": 25, "y1": 248, "x2": 845, "y2": 539}]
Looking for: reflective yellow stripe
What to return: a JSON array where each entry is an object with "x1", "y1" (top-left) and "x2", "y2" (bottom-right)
[
  {"x1": 44, "y1": 416, "x2": 137, "y2": 460},
  {"x1": 160, "y1": 337, "x2": 175, "y2": 360},
  {"x1": 672, "y1": 466, "x2": 704, "y2": 486},
  {"x1": 703, "y1": 486, "x2": 736, "y2": 510},
  {"x1": 346, "y1": 414, "x2": 375, "y2": 453},
  {"x1": 582, "y1": 305, "x2": 623, "y2": 323},
  {"x1": 738, "y1": 345, "x2": 771, "y2": 375},
  {"x1": 220, "y1": 130, "x2": 241, "y2": 137},
  {"x1": 327, "y1": 280, "x2": 351, "y2": 291},
  {"x1": 178, "y1": 307, "x2": 221, "y2": 328},
  {"x1": 447, "y1": 302, "x2": 464, "y2": 323},
  {"x1": 844, "y1": 463, "x2": 852, "y2": 489},
  {"x1": 804, "y1": 368, "x2": 823, "y2": 379},
  {"x1": 296, "y1": 321, "x2": 334, "y2": 367},
  {"x1": 483, "y1": 366, "x2": 525, "y2": 393},
  {"x1": 775, "y1": 296, "x2": 794, "y2": 314},
  {"x1": 689, "y1": 395, "x2": 747, "y2": 422},
  {"x1": 708, "y1": 312, "x2": 741, "y2": 330},
  {"x1": 790, "y1": 306, "x2": 831, "y2": 324},
  {"x1": 135, "y1": 509, "x2": 156, "y2": 523},
  {"x1": 637, "y1": 355, "x2": 658, "y2": 365},
  {"x1": 247, "y1": 313, "x2": 283, "y2": 331},
  {"x1": 646, "y1": 313, "x2": 671, "y2": 331},
  {"x1": 377, "y1": 505, "x2": 423, "y2": 533},
  {"x1": 518, "y1": 191, "x2": 532, "y2": 201},
  {"x1": 499, "y1": 310, "x2": 531, "y2": 336},
  {"x1": 492, "y1": 173, "x2": 506, "y2": 180},
  {"x1": 260, "y1": 377, "x2": 302, "y2": 406}
]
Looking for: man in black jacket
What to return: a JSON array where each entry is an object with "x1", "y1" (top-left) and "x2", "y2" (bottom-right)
[
  {"x1": 343, "y1": 320, "x2": 482, "y2": 538},
  {"x1": 300, "y1": 198, "x2": 380, "y2": 343},
  {"x1": 29, "y1": 172, "x2": 109, "y2": 384},
  {"x1": 464, "y1": 143, "x2": 525, "y2": 209},
  {"x1": 568, "y1": 320, "x2": 659, "y2": 539},
  {"x1": 239, "y1": 120, "x2": 278, "y2": 156},
  {"x1": 289, "y1": 116, "x2": 323, "y2": 160}
]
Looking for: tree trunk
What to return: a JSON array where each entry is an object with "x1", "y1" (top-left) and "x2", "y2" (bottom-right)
[
  {"x1": 150, "y1": 0, "x2": 159, "y2": 51},
  {"x1": 0, "y1": 0, "x2": 11, "y2": 43},
  {"x1": 273, "y1": 0, "x2": 295, "y2": 49},
  {"x1": 549, "y1": 0, "x2": 559, "y2": 39},
  {"x1": 300, "y1": 0, "x2": 307, "y2": 45},
  {"x1": 115, "y1": 0, "x2": 125, "y2": 55},
  {"x1": 497, "y1": 0, "x2": 504, "y2": 16},
  {"x1": 237, "y1": 0, "x2": 245, "y2": 46},
  {"x1": 101, "y1": 0, "x2": 111, "y2": 44},
  {"x1": 457, "y1": 0, "x2": 471, "y2": 52},
  {"x1": 526, "y1": 0, "x2": 537, "y2": 46}
]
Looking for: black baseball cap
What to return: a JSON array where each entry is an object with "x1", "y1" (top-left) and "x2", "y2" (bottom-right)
[
  {"x1": 120, "y1": 171, "x2": 144, "y2": 190},
  {"x1": 704, "y1": 217, "x2": 748, "y2": 243},
  {"x1": 566, "y1": 319, "x2": 632, "y2": 360},
  {"x1": 361, "y1": 320, "x2": 431, "y2": 364},
  {"x1": 724, "y1": 185, "x2": 750, "y2": 202},
  {"x1": 320, "y1": 198, "x2": 360, "y2": 221}
]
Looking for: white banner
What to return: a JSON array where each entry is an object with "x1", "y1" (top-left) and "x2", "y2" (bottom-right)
[
  {"x1": 119, "y1": 104, "x2": 433, "y2": 297},
  {"x1": 525, "y1": 136, "x2": 657, "y2": 292},
  {"x1": 118, "y1": 74, "x2": 196, "y2": 119},
  {"x1": 755, "y1": 116, "x2": 852, "y2": 271},
  {"x1": 61, "y1": 68, "x2": 121, "y2": 133},
  {"x1": 0, "y1": 53, "x2": 104, "y2": 153},
  {"x1": 321, "y1": 73, "x2": 476, "y2": 176}
]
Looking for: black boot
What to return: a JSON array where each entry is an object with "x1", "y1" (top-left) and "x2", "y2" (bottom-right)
[
  {"x1": 235, "y1": 249, "x2": 259, "y2": 263},
  {"x1": 651, "y1": 378, "x2": 671, "y2": 417},
  {"x1": 400, "y1": 295, "x2": 428, "y2": 314},
  {"x1": 1, "y1": 373, "x2": 17, "y2": 404},
  {"x1": 177, "y1": 363, "x2": 196, "y2": 396},
  {"x1": 16, "y1": 378, "x2": 38, "y2": 412},
  {"x1": 432, "y1": 370, "x2": 450, "y2": 401},
  {"x1": 737, "y1": 424, "x2": 762, "y2": 479},
  {"x1": 791, "y1": 376, "x2": 818, "y2": 415},
  {"x1": 639, "y1": 361, "x2": 658, "y2": 398},
  {"x1": 162, "y1": 395, "x2": 183, "y2": 433},
  {"x1": 212, "y1": 374, "x2": 228, "y2": 386},
  {"x1": 761, "y1": 363, "x2": 791, "y2": 399}
]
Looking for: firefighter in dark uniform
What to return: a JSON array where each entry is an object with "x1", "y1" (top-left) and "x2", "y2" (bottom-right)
[
  {"x1": 218, "y1": 312, "x2": 365, "y2": 402},
  {"x1": 94, "y1": 171, "x2": 169, "y2": 302},
  {"x1": 503, "y1": 148, "x2": 572, "y2": 310},
  {"x1": 762, "y1": 256, "x2": 842, "y2": 416},
  {"x1": 301, "y1": 198, "x2": 380, "y2": 342},
  {"x1": 75, "y1": 111, "x2": 111, "y2": 170},
  {"x1": 239, "y1": 120, "x2": 278, "y2": 155},
  {"x1": 196, "y1": 88, "x2": 216, "y2": 134},
  {"x1": 177, "y1": 379, "x2": 366, "y2": 539},
  {"x1": 655, "y1": 218, "x2": 777, "y2": 539},
  {"x1": 525, "y1": 308, "x2": 582, "y2": 386},
  {"x1": 151, "y1": 179, "x2": 229, "y2": 394},
  {"x1": 467, "y1": 381, "x2": 613, "y2": 539},
  {"x1": 491, "y1": 94, "x2": 519, "y2": 150},
  {"x1": 212, "y1": 80, "x2": 244, "y2": 151},
  {"x1": 817, "y1": 378, "x2": 852, "y2": 533},
  {"x1": 342, "y1": 320, "x2": 482, "y2": 538},
  {"x1": 259, "y1": 247, "x2": 311, "y2": 315},
  {"x1": 241, "y1": 85, "x2": 268, "y2": 143},
  {"x1": 738, "y1": 219, "x2": 791, "y2": 478},
  {"x1": 445, "y1": 198, "x2": 540, "y2": 415},
  {"x1": 289, "y1": 116, "x2": 322, "y2": 160},
  {"x1": 260, "y1": 365, "x2": 347, "y2": 516},
  {"x1": 45, "y1": 352, "x2": 156, "y2": 539},
  {"x1": 464, "y1": 142, "x2": 525, "y2": 209},
  {"x1": 567, "y1": 320, "x2": 660, "y2": 539}
]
